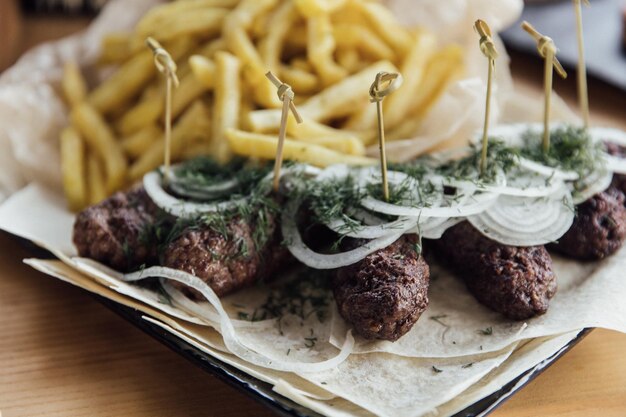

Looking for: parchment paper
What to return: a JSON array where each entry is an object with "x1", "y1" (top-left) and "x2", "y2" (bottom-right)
[{"x1": 3, "y1": 1, "x2": 618, "y2": 416}]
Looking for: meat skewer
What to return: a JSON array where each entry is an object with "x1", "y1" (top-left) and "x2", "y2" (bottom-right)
[
  {"x1": 333, "y1": 234, "x2": 429, "y2": 341},
  {"x1": 544, "y1": 140, "x2": 626, "y2": 260},
  {"x1": 161, "y1": 213, "x2": 292, "y2": 299},
  {"x1": 432, "y1": 222, "x2": 557, "y2": 320},
  {"x1": 73, "y1": 187, "x2": 431, "y2": 341},
  {"x1": 550, "y1": 186, "x2": 626, "y2": 260},
  {"x1": 73, "y1": 187, "x2": 161, "y2": 271}
]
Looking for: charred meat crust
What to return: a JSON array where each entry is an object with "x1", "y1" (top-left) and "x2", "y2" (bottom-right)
[
  {"x1": 434, "y1": 222, "x2": 556, "y2": 320},
  {"x1": 333, "y1": 235, "x2": 429, "y2": 341},
  {"x1": 161, "y1": 215, "x2": 292, "y2": 299},
  {"x1": 72, "y1": 187, "x2": 159, "y2": 271},
  {"x1": 550, "y1": 186, "x2": 626, "y2": 260}
]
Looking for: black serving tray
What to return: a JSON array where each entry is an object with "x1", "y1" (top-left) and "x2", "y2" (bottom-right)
[{"x1": 15, "y1": 233, "x2": 591, "y2": 417}]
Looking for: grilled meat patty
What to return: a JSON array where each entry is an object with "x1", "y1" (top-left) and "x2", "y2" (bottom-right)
[
  {"x1": 333, "y1": 235, "x2": 430, "y2": 341},
  {"x1": 433, "y1": 222, "x2": 556, "y2": 320},
  {"x1": 161, "y1": 215, "x2": 293, "y2": 299},
  {"x1": 73, "y1": 187, "x2": 160, "y2": 271},
  {"x1": 550, "y1": 186, "x2": 626, "y2": 260}
]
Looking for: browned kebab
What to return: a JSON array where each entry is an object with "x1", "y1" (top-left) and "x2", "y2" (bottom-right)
[
  {"x1": 432, "y1": 222, "x2": 557, "y2": 320},
  {"x1": 73, "y1": 185, "x2": 430, "y2": 342}
]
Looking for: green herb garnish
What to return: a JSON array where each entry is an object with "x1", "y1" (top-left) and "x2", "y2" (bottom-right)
[{"x1": 520, "y1": 126, "x2": 603, "y2": 178}]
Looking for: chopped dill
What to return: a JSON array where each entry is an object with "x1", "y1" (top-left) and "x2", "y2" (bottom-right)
[
  {"x1": 462, "y1": 363, "x2": 474, "y2": 369},
  {"x1": 520, "y1": 126, "x2": 603, "y2": 178},
  {"x1": 437, "y1": 139, "x2": 519, "y2": 183},
  {"x1": 430, "y1": 314, "x2": 449, "y2": 327},
  {"x1": 237, "y1": 269, "x2": 332, "y2": 326},
  {"x1": 155, "y1": 284, "x2": 173, "y2": 306},
  {"x1": 432, "y1": 366, "x2": 443, "y2": 374},
  {"x1": 300, "y1": 174, "x2": 364, "y2": 233},
  {"x1": 478, "y1": 326, "x2": 493, "y2": 336},
  {"x1": 169, "y1": 157, "x2": 271, "y2": 195}
]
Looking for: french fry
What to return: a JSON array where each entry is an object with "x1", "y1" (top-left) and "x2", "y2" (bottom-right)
[
  {"x1": 280, "y1": 66, "x2": 318, "y2": 94},
  {"x1": 88, "y1": 37, "x2": 194, "y2": 115},
  {"x1": 129, "y1": 101, "x2": 211, "y2": 180},
  {"x1": 117, "y1": 96, "x2": 162, "y2": 136},
  {"x1": 227, "y1": 0, "x2": 278, "y2": 28},
  {"x1": 284, "y1": 25, "x2": 308, "y2": 49},
  {"x1": 295, "y1": 0, "x2": 347, "y2": 17},
  {"x1": 136, "y1": 0, "x2": 239, "y2": 32},
  {"x1": 336, "y1": 48, "x2": 363, "y2": 73},
  {"x1": 384, "y1": 31, "x2": 436, "y2": 129},
  {"x1": 307, "y1": 15, "x2": 347, "y2": 86},
  {"x1": 411, "y1": 45, "x2": 464, "y2": 116},
  {"x1": 333, "y1": 24, "x2": 395, "y2": 61},
  {"x1": 226, "y1": 129, "x2": 376, "y2": 167},
  {"x1": 117, "y1": 71, "x2": 210, "y2": 136},
  {"x1": 290, "y1": 58, "x2": 313, "y2": 72},
  {"x1": 287, "y1": 117, "x2": 365, "y2": 155},
  {"x1": 99, "y1": 33, "x2": 132, "y2": 65},
  {"x1": 387, "y1": 116, "x2": 424, "y2": 142},
  {"x1": 121, "y1": 124, "x2": 162, "y2": 159},
  {"x1": 137, "y1": 8, "x2": 228, "y2": 42},
  {"x1": 60, "y1": 127, "x2": 87, "y2": 211},
  {"x1": 189, "y1": 55, "x2": 217, "y2": 88},
  {"x1": 258, "y1": 2, "x2": 298, "y2": 73},
  {"x1": 87, "y1": 153, "x2": 107, "y2": 205},
  {"x1": 62, "y1": 62, "x2": 87, "y2": 107},
  {"x1": 71, "y1": 103, "x2": 128, "y2": 193},
  {"x1": 212, "y1": 51, "x2": 241, "y2": 163},
  {"x1": 196, "y1": 38, "x2": 227, "y2": 59},
  {"x1": 248, "y1": 60, "x2": 398, "y2": 131},
  {"x1": 356, "y1": 2, "x2": 413, "y2": 54}
]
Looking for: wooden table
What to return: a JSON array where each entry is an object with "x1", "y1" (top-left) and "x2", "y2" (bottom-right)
[{"x1": 2, "y1": 14, "x2": 626, "y2": 417}]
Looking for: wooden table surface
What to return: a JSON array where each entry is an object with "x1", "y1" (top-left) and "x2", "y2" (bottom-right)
[{"x1": 2, "y1": 13, "x2": 626, "y2": 417}]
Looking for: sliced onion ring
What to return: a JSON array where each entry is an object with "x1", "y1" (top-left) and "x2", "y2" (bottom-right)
[
  {"x1": 282, "y1": 200, "x2": 406, "y2": 269},
  {"x1": 324, "y1": 215, "x2": 417, "y2": 239},
  {"x1": 123, "y1": 266, "x2": 354, "y2": 373},
  {"x1": 572, "y1": 169, "x2": 613, "y2": 204},
  {"x1": 360, "y1": 190, "x2": 498, "y2": 218},
  {"x1": 144, "y1": 172, "x2": 248, "y2": 218},
  {"x1": 467, "y1": 193, "x2": 575, "y2": 246}
]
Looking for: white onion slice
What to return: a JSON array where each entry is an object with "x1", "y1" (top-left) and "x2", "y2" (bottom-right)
[
  {"x1": 517, "y1": 157, "x2": 579, "y2": 181},
  {"x1": 467, "y1": 193, "x2": 575, "y2": 246},
  {"x1": 282, "y1": 200, "x2": 405, "y2": 269},
  {"x1": 589, "y1": 126, "x2": 626, "y2": 147},
  {"x1": 144, "y1": 172, "x2": 248, "y2": 218},
  {"x1": 324, "y1": 215, "x2": 417, "y2": 239},
  {"x1": 604, "y1": 155, "x2": 626, "y2": 175},
  {"x1": 360, "y1": 190, "x2": 498, "y2": 218},
  {"x1": 571, "y1": 169, "x2": 613, "y2": 204},
  {"x1": 161, "y1": 281, "x2": 268, "y2": 328},
  {"x1": 168, "y1": 178, "x2": 239, "y2": 200},
  {"x1": 419, "y1": 217, "x2": 463, "y2": 240},
  {"x1": 123, "y1": 266, "x2": 354, "y2": 372}
]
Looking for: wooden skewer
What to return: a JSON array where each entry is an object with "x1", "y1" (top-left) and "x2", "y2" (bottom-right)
[
  {"x1": 146, "y1": 37, "x2": 179, "y2": 184},
  {"x1": 573, "y1": 0, "x2": 590, "y2": 128},
  {"x1": 265, "y1": 71, "x2": 303, "y2": 192},
  {"x1": 369, "y1": 71, "x2": 403, "y2": 201},
  {"x1": 474, "y1": 19, "x2": 498, "y2": 177},
  {"x1": 521, "y1": 21, "x2": 567, "y2": 153}
]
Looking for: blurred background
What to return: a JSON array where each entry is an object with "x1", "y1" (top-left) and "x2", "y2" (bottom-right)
[{"x1": 3, "y1": 0, "x2": 625, "y2": 88}]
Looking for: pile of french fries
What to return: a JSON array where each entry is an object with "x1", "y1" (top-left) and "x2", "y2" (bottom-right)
[{"x1": 60, "y1": 0, "x2": 464, "y2": 211}]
